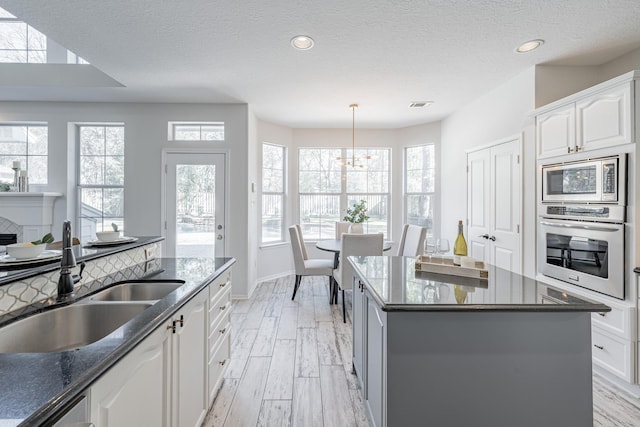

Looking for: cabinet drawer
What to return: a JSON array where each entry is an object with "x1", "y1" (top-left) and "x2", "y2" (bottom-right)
[
  {"x1": 210, "y1": 271, "x2": 232, "y2": 299},
  {"x1": 591, "y1": 303, "x2": 630, "y2": 338},
  {"x1": 591, "y1": 326, "x2": 632, "y2": 382},
  {"x1": 208, "y1": 333, "x2": 230, "y2": 401},
  {"x1": 209, "y1": 287, "x2": 231, "y2": 331},
  {"x1": 209, "y1": 320, "x2": 230, "y2": 360}
]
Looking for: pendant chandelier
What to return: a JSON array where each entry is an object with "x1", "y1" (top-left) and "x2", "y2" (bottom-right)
[{"x1": 336, "y1": 103, "x2": 370, "y2": 169}]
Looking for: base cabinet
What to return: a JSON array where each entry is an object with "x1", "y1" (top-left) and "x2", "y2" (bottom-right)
[
  {"x1": 90, "y1": 321, "x2": 171, "y2": 426},
  {"x1": 89, "y1": 267, "x2": 232, "y2": 427}
]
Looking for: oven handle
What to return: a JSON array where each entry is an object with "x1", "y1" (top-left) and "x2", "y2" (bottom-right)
[{"x1": 539, "y1": 221, "x2": 620, "y2": 232}]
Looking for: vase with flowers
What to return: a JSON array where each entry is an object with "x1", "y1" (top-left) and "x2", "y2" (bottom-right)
[{"x1": 343, "y1": 199, "x2": 369, "y2": 233}]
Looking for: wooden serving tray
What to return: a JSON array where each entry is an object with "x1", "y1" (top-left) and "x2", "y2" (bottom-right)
[{"x1": 415, "y1": 255, "x2": 489, "y2": 279}]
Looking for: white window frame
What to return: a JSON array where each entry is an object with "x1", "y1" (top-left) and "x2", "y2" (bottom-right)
[
  {"x1": 261, "y1": 143, "x2": 287, "y2": 245},
  {"x1": 298, "y1": 147, "x2": 391, "y2": 240},
  {"x1": 76, "y1": 123, "x2": 125, "y2": 243},
  {"x1": 403, "y1": 144, "x2": 438, "y2": 238},
  {"x1": 0, "y1": 122, "x2": 48, "y2": 185},
  {"x1": 168, "y1": 122, "x2": 225, "y2": 141}
]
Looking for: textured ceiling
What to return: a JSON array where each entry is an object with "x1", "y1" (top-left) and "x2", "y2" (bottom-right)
[{"x1": 1, "y1": 0, "x2": 640, "y2": 128}]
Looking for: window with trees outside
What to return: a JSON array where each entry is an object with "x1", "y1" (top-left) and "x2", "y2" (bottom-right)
[
  {"x1": 0, "y1": 6, "x2": 88, "y2": 64},
  {"x1": 0, "y1": 124, "x2": 48, "y2": 185},
  {"x1": 404, "y1": 144, "x2": 436, "y2": 238},
  {"x1": 261, "y1": 143, "x2": 286, "y2": 244},
  {"x1": 77, "y1": 125, "x2": 125, "y2": 243},
  {"x1": 170, "y1": 122, "x2": 225, "y2": 141},
  {"x1": 298, "y1": 148, "x2": 390, "y2": 240}
]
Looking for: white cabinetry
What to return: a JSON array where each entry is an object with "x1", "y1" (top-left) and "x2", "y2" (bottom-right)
[
  {"x1": 90, "y1": 321, "x2": 171, "y2": 426},
  {"x1": 536, "y1": 104, "x2": 576, "y2": 158},
  {"x1": 89, "y1": 267, "x2": 232, "y2": 426},
  {"x1": 172, "y1": 290, "x2": 208, "y2": 427},
  {"x1": 365, "y1": 296, "x2": 386, "y2": 427},
  {"x1": 536, "y1": 72, "x2": 637, "y2": 159},
  {"x1": 207, "y1": 269, "x2": 231, "y2": 405}
]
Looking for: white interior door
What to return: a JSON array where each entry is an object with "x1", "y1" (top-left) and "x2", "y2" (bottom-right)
[
  {"x1": 467, "y1": 138, "x2": 521, "y2": 273},
  {"x1": 164, "y1": 152, "x2": 226, "y2": 258}
]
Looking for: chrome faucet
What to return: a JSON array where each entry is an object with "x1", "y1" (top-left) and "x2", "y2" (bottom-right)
[{"x1": 57, "y1": 220, "x2": 85, "y2": 301}]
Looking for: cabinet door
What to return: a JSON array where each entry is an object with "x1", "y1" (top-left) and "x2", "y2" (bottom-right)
[
  {"x1": 90, "y1": 325, "x2": 171, "y2": 427},
  {"x1": 352, "y1": 280, "x2": 366, "y2": 389},
  {"x1": 577, "y1": 83, "x2": 632, "y2": 151},
  {"x1": 173, "y1": 291, "x2": 208, "y2": 427},
  {"x1": 536, "y1": 104, "x2": 575, "y2": 158},
  {"x1": 366, "y1": 296, "x2": 386, "y2": 427}
]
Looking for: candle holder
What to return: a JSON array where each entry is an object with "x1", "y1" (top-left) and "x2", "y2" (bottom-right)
[{"x1": 11, "y1": 167, "x2": 19, "y2": 192}]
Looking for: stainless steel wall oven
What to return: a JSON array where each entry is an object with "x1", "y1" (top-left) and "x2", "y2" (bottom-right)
[{"x1": 538, "y1": 154, "x2": 627, "y2": 299}]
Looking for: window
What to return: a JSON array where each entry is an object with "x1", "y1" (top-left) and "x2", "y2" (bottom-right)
[
  {"x1": 0, "y1": 13, "x2": 46, "y2": 63},
  {"x1": 77, "y1": 125, "x2": 125, "y2": 243},
  {"x1": 404, "y1": 144, "x2": 436, "y2": 237},
  {"x1": 0, "y1": 6, "x2": 89, "y2": 64},
  {"x1": 170, "y1": 122, "x2": 225, "y2": 141},
  {"x1": 261, "y1": 143, "x2": 286, "y2": 243},
  {"x1": 298, "y1": 148, "x2": 390, "y2": 240},
  {"x1": 0, "y1": 124, "x2": 48, "y2": 184}
]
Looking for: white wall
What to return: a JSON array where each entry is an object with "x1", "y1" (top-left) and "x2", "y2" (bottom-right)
[
  {"x1": 0, "y1": 101, "x2": 253, "y2": 298},
  {"x1": 440, "y1": 68, "x2": 537, "y2": 277}
]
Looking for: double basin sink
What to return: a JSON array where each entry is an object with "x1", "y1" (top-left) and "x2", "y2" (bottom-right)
[{"x1": 0, "y1": 281, "x2": 184, "y2": 353}]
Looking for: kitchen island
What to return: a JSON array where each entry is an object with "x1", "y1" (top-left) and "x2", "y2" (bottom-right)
[{"x1": 349, "y1": 256, "x2": 610, "y2": 427}]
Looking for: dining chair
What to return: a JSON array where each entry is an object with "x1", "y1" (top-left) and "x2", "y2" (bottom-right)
[
  {"x1": 288, "y1": 225, "x2": 335, "y2": 301},
  {"x1": 333, "y1": 233, "x2": 383, "y2": 322},
  {"x1": 397, "y1": 224, "x2": 426, "y2": 256},
  {"x1": 335, "y1": 221, "x2": 351, "y2": 239}
]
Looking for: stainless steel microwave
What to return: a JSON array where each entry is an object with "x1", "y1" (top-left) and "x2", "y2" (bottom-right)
[{"x1": 541, "y1": 155, "x2": 626, "y2": 205}]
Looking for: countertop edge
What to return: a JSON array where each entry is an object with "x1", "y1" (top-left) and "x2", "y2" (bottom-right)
[{"x1": 18, "y1": 257, "x2": 236, "y2": 426}]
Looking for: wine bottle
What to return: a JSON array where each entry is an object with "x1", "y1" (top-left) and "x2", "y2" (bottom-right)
[{"x1": 453, "y1": 220, "x2": 467, "y2": 265}]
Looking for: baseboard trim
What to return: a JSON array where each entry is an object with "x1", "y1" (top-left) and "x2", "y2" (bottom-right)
[{"x1": 257, "y1": 270, "x2": 294, "y2": 284}]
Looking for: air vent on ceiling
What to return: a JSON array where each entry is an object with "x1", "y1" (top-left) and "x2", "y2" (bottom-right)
[{"x1": 408, "y1": 101, "x2": 433, "y2": 108}]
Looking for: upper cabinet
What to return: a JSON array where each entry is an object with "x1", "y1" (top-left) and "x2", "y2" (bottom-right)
[{"x1": 536, "y1": 71, "x2": 638, "y2": 160}]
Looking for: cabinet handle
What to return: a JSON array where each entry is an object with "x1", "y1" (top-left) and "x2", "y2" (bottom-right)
[
  {"x1": 219, "y1": 282, "x2": 226, "y2": 288},
  {"x1": 219, "y1": 327, "x2": 226, "y2": 334},
  {"x1": 219, "y1": 360, "x2": 226, "y2": 366},
  {"x1": 178, "y1": 314, "x2": 184, "y2": 327},
  {"x1": 575, "y1": 145, "x2": 581, "y2": 152},
  {"x1": 219, "y1": 305, "x2": 227, "y2": 310},
  {"x1": 567, "y1": 146, "x2": 573, "y2": 153},
  {"x1": 167, "y1": 321, "x2": 176, "y2": 333},
  {"x1": 597, "y1": 312, "x2": 606, "y2": 317},
  {"x1": 594, "y1": 344, "x2": 604, "y2": 350}
]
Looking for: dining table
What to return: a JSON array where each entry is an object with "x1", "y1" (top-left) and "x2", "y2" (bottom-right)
[{"x1": 315, "y1": 238, "x2": 393, "y2": 303}]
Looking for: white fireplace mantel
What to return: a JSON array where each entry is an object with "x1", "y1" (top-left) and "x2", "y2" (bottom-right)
[{"x1": 0, "y1": 192, "x2": 62, "y2": 242}]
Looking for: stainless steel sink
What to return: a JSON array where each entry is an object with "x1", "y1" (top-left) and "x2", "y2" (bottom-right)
[
  {"x1": 0, "y1": 302, "x2": 152, "y2": 353},
  {"x1": 90, "y1": 281, "x2": 184, "y2": 302}
]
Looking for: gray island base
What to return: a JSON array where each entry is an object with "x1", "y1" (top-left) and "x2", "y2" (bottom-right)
[{"x1": 349, "y1": 256, "x2": 610, "y2": 427}]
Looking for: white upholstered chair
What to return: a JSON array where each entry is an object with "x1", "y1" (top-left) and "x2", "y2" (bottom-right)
[
  {"x1": 333, "y1": 233, "x2": 383, "y2": 322},
  {"x1": 289, "y1": 225, "x2": 334, "y2": 301},
  {"x1": 335, "y1": 221, "x2": 352, "y2": 239},
  {"x1": 397, "y1": 224, "x2": 426, "y2": 257}
]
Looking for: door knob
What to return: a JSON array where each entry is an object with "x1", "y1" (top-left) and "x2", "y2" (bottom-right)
[
  {"x1": 479, "y1": 234, "x2": 489, "y2": 239},
  {"x1": 217, "y1": 225, "x2": 223, "y2": 230},
  {"x1": 489, "y1": 235, "x2": 496, "y2": 241}
]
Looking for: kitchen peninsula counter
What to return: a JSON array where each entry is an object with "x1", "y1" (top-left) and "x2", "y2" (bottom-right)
[
  {"x1": 0, "y1": 256, "x2": 235, "y2": 426},
  {"x1": 349, "y1": 256, "x2": 609, "y2": 427}
]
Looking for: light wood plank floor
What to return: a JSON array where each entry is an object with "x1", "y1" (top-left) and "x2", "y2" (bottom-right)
[{"x1": 203, "y1": 275, "x2": 640, "y2": 427}]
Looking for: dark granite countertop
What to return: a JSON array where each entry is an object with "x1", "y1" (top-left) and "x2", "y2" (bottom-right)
[
  {"x1": 350, "y1": 256, "x2": 611, "y2": 312},
  {"x1": 0, "y1": 256, "x2": 236, "y2": 426},
  {"x1": 0, "y1": 236, "x2": 165, "y2": 286}
]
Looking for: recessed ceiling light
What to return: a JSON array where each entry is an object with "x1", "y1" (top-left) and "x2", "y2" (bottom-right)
[
  {"x1": 409, "y1": 101, "x2": 434, "y2": 108},
  {"x1": 291, "y1": 35, "x2": 314, "y2": 50},
  {"x1": 516, "y1": 39, "x2": 544, "y2": 53}
]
